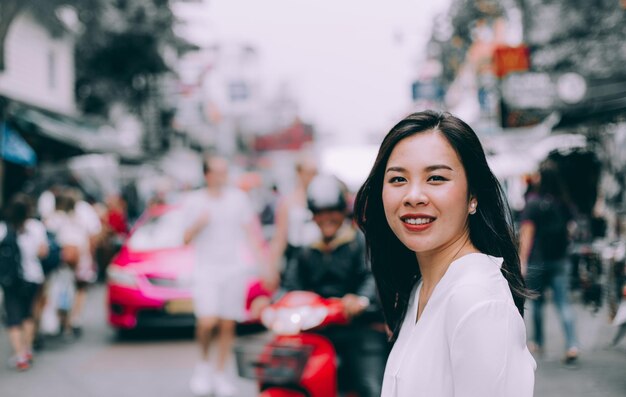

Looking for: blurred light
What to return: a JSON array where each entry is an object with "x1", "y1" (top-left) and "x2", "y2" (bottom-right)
[{"x1": 556, "y1": 73, "x2": 587, "y2": 104}]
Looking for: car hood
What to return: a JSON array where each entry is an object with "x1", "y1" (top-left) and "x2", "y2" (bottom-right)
[{"x1": 112, "y1": 245, "x2": 196, "y2": 277}]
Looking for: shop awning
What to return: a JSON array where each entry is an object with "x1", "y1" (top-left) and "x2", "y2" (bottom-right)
[
  {"x1": 9, "y1": 102, "x2": 143, "y2": 161},
  {"x1": 0, "y1": 122, "x2": 37, "y2": 166}
]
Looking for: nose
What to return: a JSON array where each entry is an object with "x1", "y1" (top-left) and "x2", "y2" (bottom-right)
[{"x1": 403, "y1": 182, "x2": 429, "y2": 207}]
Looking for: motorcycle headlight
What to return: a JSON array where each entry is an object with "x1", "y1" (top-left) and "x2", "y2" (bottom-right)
[
  {"x1": 299, "y1": 306, "x2": 329, "y2": 330},
  {"x1": 107, "y1": 265, "x2": 137, "y2": 288},
  {"x1": 261, "y1": 306, "x2": 328, "y2": 335}
]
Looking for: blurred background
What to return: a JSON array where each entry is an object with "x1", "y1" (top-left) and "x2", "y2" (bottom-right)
[{"x1": 0, "y1": 0, "x2": 625, "y2": 396}]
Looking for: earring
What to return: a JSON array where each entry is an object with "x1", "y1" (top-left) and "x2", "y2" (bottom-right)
[{"x1": 469, "y1": 202, "x2": 477, "y2": 215}]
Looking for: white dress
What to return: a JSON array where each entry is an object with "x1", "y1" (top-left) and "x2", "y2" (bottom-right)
[
  {"x1": 182, "y1": 187, "x2": 255, "y2": 321},
  {"x1": 381, "y1": 253, "x2": 536, "y2": 397}
]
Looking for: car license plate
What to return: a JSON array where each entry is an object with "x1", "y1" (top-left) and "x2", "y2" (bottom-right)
[{"x1": 165, "y1": 299, "x2": 194, "y2": 314}]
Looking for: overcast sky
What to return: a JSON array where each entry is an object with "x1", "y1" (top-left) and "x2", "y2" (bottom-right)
[{"x1": 201, "y1": 0, "x2": 451, "y2": 143}]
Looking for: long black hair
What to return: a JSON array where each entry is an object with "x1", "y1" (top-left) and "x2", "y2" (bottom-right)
[{"x1": 354, "y1": 110, "x2": 529, "y2": 341}]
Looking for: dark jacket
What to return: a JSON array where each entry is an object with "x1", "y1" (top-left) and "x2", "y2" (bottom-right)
[{"x1": 282, "y1": 223, "x2": 383, "y2": 324}]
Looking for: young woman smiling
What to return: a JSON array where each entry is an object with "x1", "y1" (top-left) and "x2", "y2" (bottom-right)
[{"x1": 354, "y1": 110, "x2": 536, "y2": 397}]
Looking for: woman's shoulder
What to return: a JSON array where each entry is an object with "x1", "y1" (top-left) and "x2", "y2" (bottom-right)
[
  {"x1": 443, "y1": 253, "x2": 515, "y2": 321},
  {"x1": 449, "y1": 253, "x2": 505, "y2": 284}
]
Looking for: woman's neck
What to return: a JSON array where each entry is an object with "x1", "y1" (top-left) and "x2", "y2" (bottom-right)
[{"x1": 416, "y1": 233, "x2": 477, "y2": 291}]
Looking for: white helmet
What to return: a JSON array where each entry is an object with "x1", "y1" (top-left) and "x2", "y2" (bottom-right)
[{"x1": 306, "y1": 175, "x2": 347, "y2": 213}]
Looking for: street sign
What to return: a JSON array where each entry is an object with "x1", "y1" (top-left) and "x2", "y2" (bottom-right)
[
  {"x1": 493, "y1": 45, "x2": 530, "y2": 78},
  {"x1": 501, "y1": 72, "x2": 556, "y2": 109},
  {"x1": 556, "y1": 73, "x2": 588, "y2": 104}
]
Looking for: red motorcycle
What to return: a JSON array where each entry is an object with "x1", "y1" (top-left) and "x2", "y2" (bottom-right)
[{"x1": 235, "y1": 291, "x2": 359, "y2": 397}]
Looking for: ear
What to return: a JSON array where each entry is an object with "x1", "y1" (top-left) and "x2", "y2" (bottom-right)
[{"x1": 468, "y1": 197, "x2": 478, "y2": 215}]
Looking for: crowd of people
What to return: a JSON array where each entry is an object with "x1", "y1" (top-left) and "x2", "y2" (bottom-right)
[
  {"x1": 0, "y1": 185, "x2": 129, "y2": 371},
  {"x1": 2, "y1": 110, "x2": 622, "y2": 396}
]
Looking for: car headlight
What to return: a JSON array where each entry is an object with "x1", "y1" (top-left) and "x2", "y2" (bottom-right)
[{"x1": 107, "y1": 265, "x2": 137, "y2": 287}]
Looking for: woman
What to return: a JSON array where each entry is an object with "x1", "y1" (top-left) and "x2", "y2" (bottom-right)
[
  {"x1": 1, "y1": 193, "x2": 48, "y2": 370},
  {"x1": 354, "y1": 110, "x2": 535, "y2": 396}
]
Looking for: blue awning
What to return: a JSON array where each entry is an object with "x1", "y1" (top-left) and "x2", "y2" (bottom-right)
[{"x1": 1, "y1": 123, "x2": 37, "y2": 166}]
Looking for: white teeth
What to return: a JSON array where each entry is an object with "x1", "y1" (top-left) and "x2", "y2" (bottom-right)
[{"x1": 403, "y1": 218, "x2": 433, "y2": 225}]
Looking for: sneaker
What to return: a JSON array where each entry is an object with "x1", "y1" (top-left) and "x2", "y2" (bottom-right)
[
  {"x1": 562, "y1": 348, "x2": 579, "y2": 368},
  {"x1": 7, "y1": 356, "x2": 30, "y2": 371},
  {"x1": 214, "y1": 373, "x2": 237, "y2": 397},
  {"x1": 72, "y1": 327, "x2": 83, "y2": 338},
  {"x1": 189, "y1": 362, "x2": 213, "y2": 396},
  {"x1": 24, "y1": 351, "x2": 33, "y2": 364}
]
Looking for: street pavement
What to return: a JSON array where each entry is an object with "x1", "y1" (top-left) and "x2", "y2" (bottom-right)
[{"x1": 0, "y1": 285, "x2": 625, "y2": 397}]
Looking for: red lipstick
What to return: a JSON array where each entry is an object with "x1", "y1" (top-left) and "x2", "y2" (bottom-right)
[{"x1": 400, "y1": 214, "x2": 435, "y2": 232}]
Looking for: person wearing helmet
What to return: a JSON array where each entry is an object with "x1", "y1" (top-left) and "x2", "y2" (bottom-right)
[{"x1": 252, "y1": 174, "x2": 389, "y2": 397}]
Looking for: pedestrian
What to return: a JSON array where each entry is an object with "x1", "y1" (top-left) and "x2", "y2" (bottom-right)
[
  {"x1": 43, "y1": 188, "x2": 100, "y2": 338},
  {"x1": 353, "y1": 110, "x2": 536, "y2": 396},
  {"x1": 519, "y1": 160, "x2": 579, "y2": 365},
  {"x1": 252, "y1": 174, "x2": 389, "y2": 397},
  {"x1": 183, "y1": 154, "x2": 267, "y2": 396},
  {"x1": 1, "y1": 193, "x2": 49, "y2": 370},
  {"x1": 266, "y1": 152, "x2": 320, "y2": 289}
]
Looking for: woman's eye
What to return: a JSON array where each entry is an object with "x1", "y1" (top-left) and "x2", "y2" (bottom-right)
[
  {"x1": 388, "y1": 176, "x2": 406, "y2": 183},
  {"x1": 427, "y1": 175, "x2": 448, "y2": 182}
]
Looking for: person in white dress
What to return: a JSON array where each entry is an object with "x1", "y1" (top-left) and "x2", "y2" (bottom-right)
[
  {"x1": 183, "y1": 155, "x2": 267, "y2": 397},
  {"x1": 353, "y1": 110, "x2": 536, "y2": 397}
]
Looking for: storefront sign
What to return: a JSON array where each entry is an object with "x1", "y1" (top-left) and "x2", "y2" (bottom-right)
[{"x1": 493, "y1": 45, "x2": 530, "y2": 78}]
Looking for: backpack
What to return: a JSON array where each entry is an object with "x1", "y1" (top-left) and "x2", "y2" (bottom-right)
[
  {"x1": 0, "y1": 226, "x2": 24, "y2": 289},
  {"x1": 537, "y1": 198, "x2": 570, "y2": 261},
  {"x1": 41, "y1": 231, "x2": 61, "y2": 276}
]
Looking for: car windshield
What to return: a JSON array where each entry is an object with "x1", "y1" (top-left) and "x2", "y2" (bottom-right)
[{"x1": 127, "y1": 208, "x2": 186, "y2": 251}]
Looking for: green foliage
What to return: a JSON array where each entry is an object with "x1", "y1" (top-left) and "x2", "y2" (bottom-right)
[
  {"x1": 0, "y1": 0, "x2": 178, "y2": 115},
  {"x1": 74, "y1": 0, "x2": 181, "y2": 116},
  {"x1": 519, "y1": 0, "x2": 626, "y2": 77}
]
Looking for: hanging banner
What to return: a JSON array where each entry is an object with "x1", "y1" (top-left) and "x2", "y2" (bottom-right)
[
  {"x1": 0, "y1": 123, "x2": 37, "y2": 166},
  {"x1": 493, "y1": 45, "x2": 530, "y2": 78}
]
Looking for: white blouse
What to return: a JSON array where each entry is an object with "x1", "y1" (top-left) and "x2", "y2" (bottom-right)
[{"x1": 381, "y1": 253, "x2": 536, "y2": 397}]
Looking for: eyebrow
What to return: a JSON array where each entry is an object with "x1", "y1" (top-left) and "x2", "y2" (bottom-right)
[{"x1": 385, "y1": 164, "x2": 454, "y2": 173}]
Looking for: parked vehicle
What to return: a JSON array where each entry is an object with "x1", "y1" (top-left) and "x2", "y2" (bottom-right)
[
  {"x1": 235, "y1": 291, "x2": 360, "y2": 397},
  {"x1": 106, "y1": 204, "x2": 196, "y2": 330},
  {"x1": 107, "y1": 203, "x2": 270, "y2": 333}
]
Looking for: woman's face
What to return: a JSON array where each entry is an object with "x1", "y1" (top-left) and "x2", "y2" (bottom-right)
[{"x1": 382, "y1": 131, "x2": 473, "y2": 255}]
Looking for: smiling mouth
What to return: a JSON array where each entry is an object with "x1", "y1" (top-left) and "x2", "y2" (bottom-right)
[{"x1": 401, "y1": 216, "x2": 435, "y2": 225}]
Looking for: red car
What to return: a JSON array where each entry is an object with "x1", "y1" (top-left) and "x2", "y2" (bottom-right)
[{"x1": 106, "y1": 204, "x2": 269, "y2": 331}]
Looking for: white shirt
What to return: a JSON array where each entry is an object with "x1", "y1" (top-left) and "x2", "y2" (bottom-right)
[
  {"x1": 45, "y1": 210, "x2": 95, "y2": 282},
  {"x1": 382, "y1": 253, "x2": 536, "y2": 397},
  {"x1": 0, "y1": 220, "x2": 47, "y2": 284},
  {"x1": 182, "y1": 187, "x2": 255, "y2": 280}
]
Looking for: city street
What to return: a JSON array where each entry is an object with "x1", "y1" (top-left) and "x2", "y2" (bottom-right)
[{"x1": 1, "y1": 285, "x2": 625, "y2": 397}]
